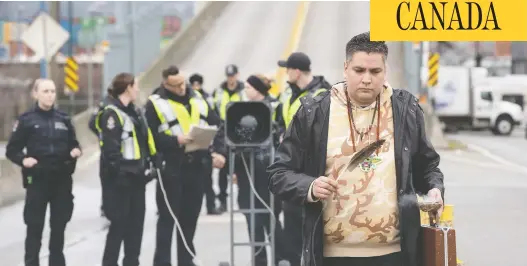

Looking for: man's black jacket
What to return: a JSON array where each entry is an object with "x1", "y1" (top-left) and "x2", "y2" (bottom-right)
[{"x1": 267, "y1": 88, "x2": 444, "y2": 266}]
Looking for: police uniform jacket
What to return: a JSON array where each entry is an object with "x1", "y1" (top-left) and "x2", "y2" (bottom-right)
[
  {"x1": 211, "y1": 80, "x2": 245, "y2": 120},
  {"x1": 144, "y1": 87, "x2": 225, "y2": 174},
  {"x1": 89, "y1": 96, "x2": 112, "y2": 137},
  {"x1": 6, "y1": 104, "x2": 81, "y2": 182},
  {"x1": 98, "y1": 96, "x2": 156, "y2": 181},
  {"x1": 278, "y1": 75, "x2": 332, "y2": 130}
]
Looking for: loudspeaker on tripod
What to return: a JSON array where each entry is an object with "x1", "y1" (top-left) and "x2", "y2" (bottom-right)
[{"x1": 224, "y1": 101, "x2": 273, "y2": 148}]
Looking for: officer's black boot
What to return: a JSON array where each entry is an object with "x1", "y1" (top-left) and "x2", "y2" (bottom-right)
[
  {"x1": 218, "y1": 198, "x2": 227, "y2": 213},
  {"x1": 207, "y1": 206, "x2": 222, "y2": 215}
]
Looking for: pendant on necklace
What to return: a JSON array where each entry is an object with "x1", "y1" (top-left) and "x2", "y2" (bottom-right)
[
  {"x1": 359, "y1": 154, "x2": 383, "y2": 173},
  {"x1": 359, "y1": 132, "x2": 364, "y2": 141}
]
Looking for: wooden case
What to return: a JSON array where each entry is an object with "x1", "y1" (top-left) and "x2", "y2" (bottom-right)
[{"x1": 422, "y1": 225, "x2": 457, "y2": 266}]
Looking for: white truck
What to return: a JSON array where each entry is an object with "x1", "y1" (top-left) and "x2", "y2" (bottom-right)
[{"x1": 425, "y1": 66, "x2": 524, "y2": 136}]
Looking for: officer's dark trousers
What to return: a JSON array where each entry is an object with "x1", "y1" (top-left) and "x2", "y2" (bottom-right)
[
  {"x1": 24, "y1": 174, "x2": 74, "y2": 266},
  {"x1": 102, "y1": 177, "x2": 146, "y2": 266},
  {"x1": 283, "y1": 202, "x2": 303, "y2": 266},
  {"x1": 217, "y1": 158, "x2": 229, "y2": 206},
  {"x1": 99, "y1": 159, "x2": 109, "y2": 215},
  {"x1": 234, "y1": 154, "x2": 292, "y2": 266},
  {"x1": 202, "y1": 154, "x2": 216, "y2": 212},
  {"x1": 154, "y1": 153, "x2": 206, "y2": 266},
  {"x1": 100, "y1": 174, "x2": 109, "y2": 214}
]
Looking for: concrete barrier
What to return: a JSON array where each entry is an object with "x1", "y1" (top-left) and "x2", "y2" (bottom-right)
[
  {"x1": 0, "y1": 157, "x2": 23, "y2": 206},
  {"x1": 0, "y1": 1, "x2": 232, "y2": 207}
]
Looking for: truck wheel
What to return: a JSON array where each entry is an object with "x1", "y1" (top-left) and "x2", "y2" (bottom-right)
[{"x1": 492, "y1": 115, "x2": 514, "y2": 136}]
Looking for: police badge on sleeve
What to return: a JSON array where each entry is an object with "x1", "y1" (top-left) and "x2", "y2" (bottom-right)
[
  {"x1": 54, "y1": 121, "x2": 68, "y2": 131},
  {"x1": 107, "y1": 116, "x2": 115, "y2": 129}
]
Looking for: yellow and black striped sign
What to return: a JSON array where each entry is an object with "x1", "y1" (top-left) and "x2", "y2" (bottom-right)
[
  {"x1": 64, "y1": 57, "x2": 79, "y2": 93},
  {"x1": 427, "y1": 53, "x2": 439, "y2": 88}
]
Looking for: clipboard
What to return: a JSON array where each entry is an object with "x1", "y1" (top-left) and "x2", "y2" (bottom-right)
[{"x1": 184, "y1": 125, "x2": 218, "y2": 153}]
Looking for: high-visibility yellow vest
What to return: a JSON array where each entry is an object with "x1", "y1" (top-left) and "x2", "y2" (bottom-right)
[
  {"x1": 270, "y1": 100, "x2": 280, "y2": 122},
  {"x1": 96, "y1": 105, "x2": 157, "y2": 160},
  {"x1": 194, "y1": 89, "x2": 214, "y2": 107},
  {"x1": 282, "y1": 88, "x2": 326, "y2": 128},
  {"x1": 148, "y1": 94, "x2": 208, "y2": 136},
  {"x1": 213, "y1": 89, "x2": 246, "y2": 120}
]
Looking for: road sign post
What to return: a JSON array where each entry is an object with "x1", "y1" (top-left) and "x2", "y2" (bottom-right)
[
  {"x1": 427, "y1": 53, "x2": 440, "y2": 89},
  {"x1": 21, "y1": 11, "x2": 70, "y2": 72},
  {"x1": 64, "y1": 57, "x2": 79, "y2": 94},
  {"x1": 39, "y1": 1, "x2": 48, "y2": 78}
]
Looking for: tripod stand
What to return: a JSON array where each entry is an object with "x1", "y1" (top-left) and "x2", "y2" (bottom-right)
[
  {"x1": 219, "y1": 101, "x2": 289, "y2": 266},
  {"x1": 217, "y1": 145, "x2": 277, "y2": 266}
]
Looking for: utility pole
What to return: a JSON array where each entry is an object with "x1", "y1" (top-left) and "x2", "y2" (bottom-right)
[
  {"x1": 39, "y1": 1, "x2": 48, "y2": 78},
  {"x1": 87, "y1": 10, "x2": 95, "y2": 108},
  {"x1": 49, "y1": 1, "x2": 60, "y2": 82},
  {"x1": 68, "y1": 2, "x2": 73, "y2": 70},
  {"x1": 129, "y1": 1, "x2": 136, "y2": 75},
  {"x1": 474, "y1": 42, "x2": 482, "y2": 67},
  {"x1": 424, "y1": 42, "x2": 448, "y2": 148},
  {"x1": 67, "y1": 1, "x2": 75, "y2": 112}
]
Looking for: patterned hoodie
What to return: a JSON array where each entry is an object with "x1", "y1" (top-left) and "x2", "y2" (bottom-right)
[{"x1": 323, "y1": 82, "x2": 400, "y2": 257}]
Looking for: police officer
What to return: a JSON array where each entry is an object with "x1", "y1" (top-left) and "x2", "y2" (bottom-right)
[
  {"x1": 6, "y1": 79, "x2": 81, "y2": 266},
  {"x1": 88, "y1": 95, "x2": 112, "y2": 218},
  {"x1": 145, "y1": 66, "x2": 225, "y2": 266},
  {"x1": 97, "y1": 73, "x2": 158, "y2": 266},
  {"x1": 275, "y1": 52, "x2": 332, "y2": 265},
  {"x1": 189, "y1": 73, "x2": 213, "y2": 106},
  {"x1": 189, "y1": 73, "x2": 222, "y2": 215},
  {"x1": 211, "y1": 64, "x2": 245, "y2": 212},
  {"x1": 216, "y1": 74, "x2": 293, "y2": 266}
]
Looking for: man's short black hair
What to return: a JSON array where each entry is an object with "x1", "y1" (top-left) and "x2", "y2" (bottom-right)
[
  {"x1": 162, "y1": 65, "x2": 180, "y2": 79},
  {"x1": 345, "y1": 31, "x2": 388, "y2": 61},
  {"x1": 189, "y1": 73, "x2": 204, "y2": 85}
]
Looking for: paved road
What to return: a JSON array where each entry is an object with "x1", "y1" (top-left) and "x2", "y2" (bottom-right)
[
  {"x1": 183, "y1": 1, "x2": 295, "y2": 93},
  {"x1": 2, "y1": 148, "x2": 524, "y2": 266},
  {"x1": 2, "y1": 2, "x2": 525, "y2": 266},
  {"x1": 297, "y1": 1, "x2": 370, "y2": 85},
  {"x1": 447, "y1": 128, "x2": 527, "y2": 169},
  {"x1": 440, "y1": 148, "x2": 527, "y2": 266}
]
